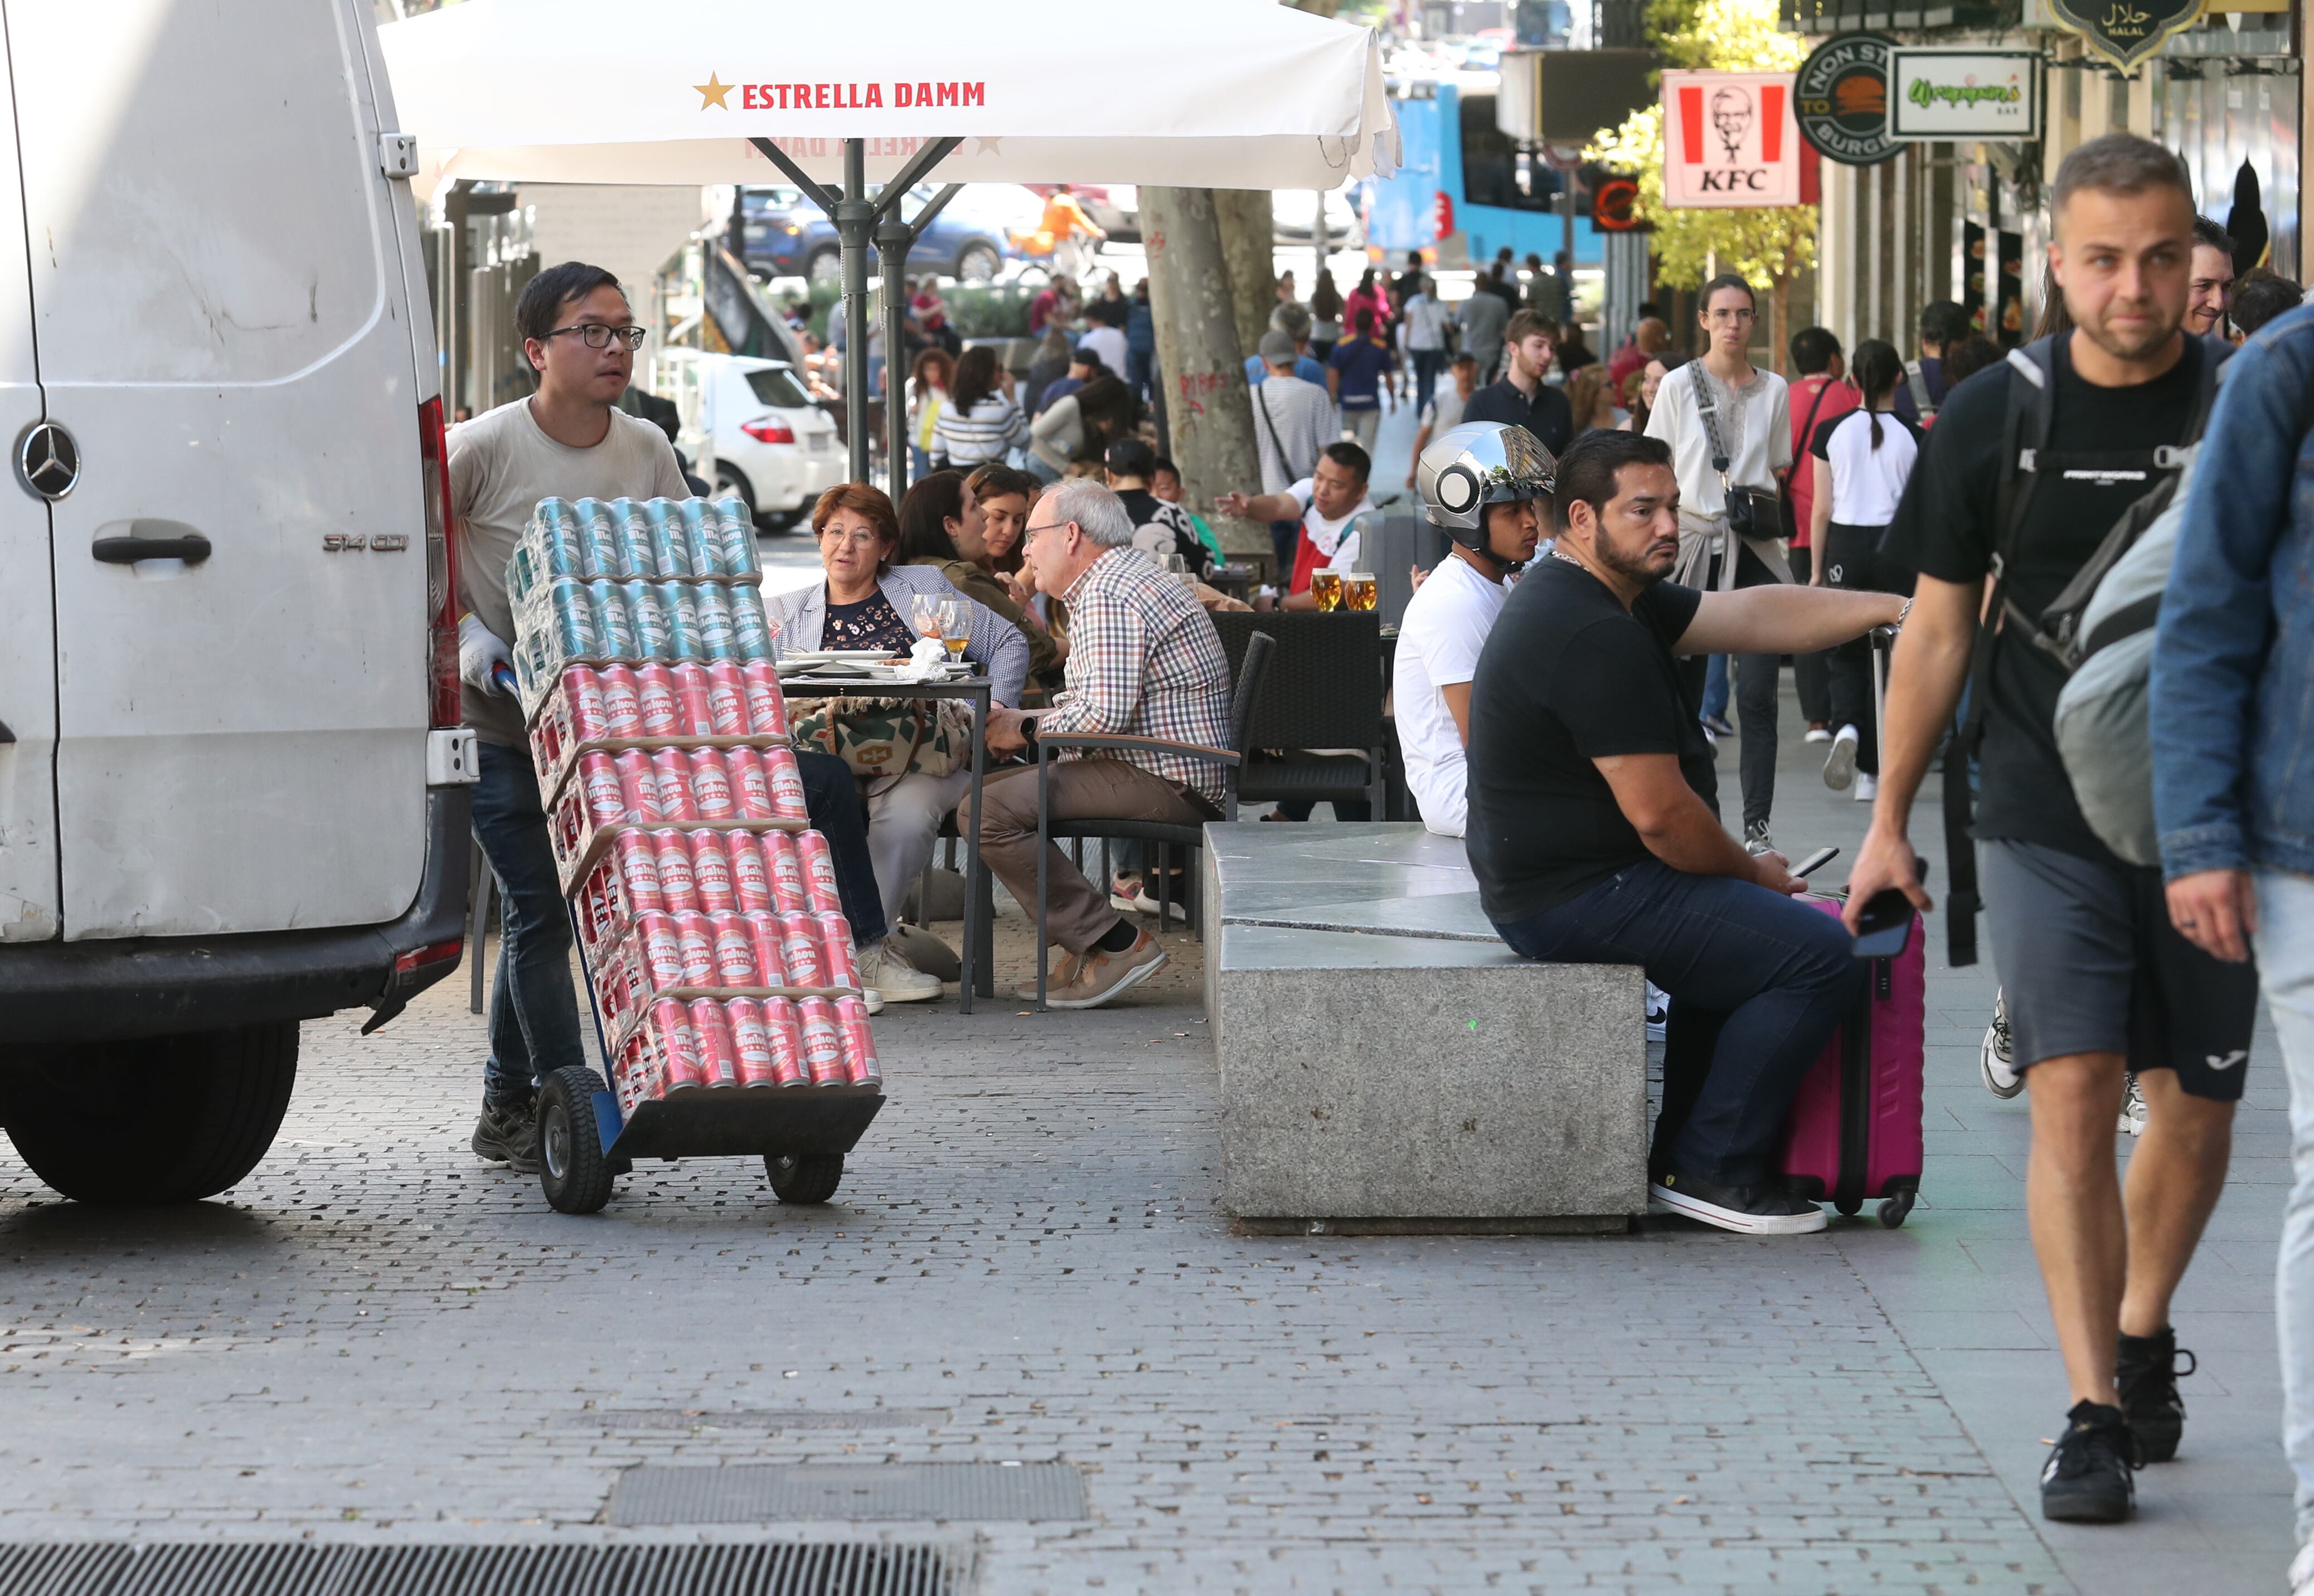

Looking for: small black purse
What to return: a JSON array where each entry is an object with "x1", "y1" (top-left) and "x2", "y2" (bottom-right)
[{"x1": 1696, "y1": 377, "x2": 1779, "y2": 541}]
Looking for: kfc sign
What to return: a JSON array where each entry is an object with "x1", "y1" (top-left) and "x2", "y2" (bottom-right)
[{"x1": 1661, "y1": 71, "x2": 1802, "y2": 209}]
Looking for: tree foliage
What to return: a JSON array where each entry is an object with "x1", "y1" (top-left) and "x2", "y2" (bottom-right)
[{"x1": 1584, "y1": 0, "x2": 1815, "y2": 294}]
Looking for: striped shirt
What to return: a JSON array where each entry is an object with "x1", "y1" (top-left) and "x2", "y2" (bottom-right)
[
  {"x1": 933, "y1": 394, "x2": 1030, "y2": 467},
  {"x1": 1039, "y1": 547, "x2": 1234, "y2": 803}
]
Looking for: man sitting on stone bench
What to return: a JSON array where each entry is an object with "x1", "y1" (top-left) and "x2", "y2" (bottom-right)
[{"x1": 1464, "y1": 431, "x2": 1905, "y2": 1235}]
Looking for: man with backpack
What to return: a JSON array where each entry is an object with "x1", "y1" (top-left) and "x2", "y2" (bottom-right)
[
  {"x1": 2149, "y1": 300, "x2": 2314, "y2": 1594},
  {"x1": 1849, "y1": 134, "x2": 2261, "y2": 1526}
]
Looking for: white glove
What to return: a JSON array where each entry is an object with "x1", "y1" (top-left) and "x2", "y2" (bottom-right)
[{"x1": 458, "y1": 613, "x2": 513, "y2": 695}]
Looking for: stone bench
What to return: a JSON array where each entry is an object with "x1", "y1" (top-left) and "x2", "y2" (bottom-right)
[{"x1": 1201, "y1": 822, "x2": 1648, "y2": 1234}]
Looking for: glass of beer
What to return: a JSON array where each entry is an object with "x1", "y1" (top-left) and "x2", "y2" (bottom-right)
[
  {"x1": 1344, "y1": 571, "x2": 1379, "y2": 612},
  {"x1": 937, "y1": 599, "x2": 971, "y2": 662},
  {"x1": 1311, "y1": 569, "x2": 1344, "y2": 612}
]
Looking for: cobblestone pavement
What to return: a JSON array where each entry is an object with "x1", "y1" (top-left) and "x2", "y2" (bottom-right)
[{"x1": 1, "y1": 500, "x2": 2297, "y2": 1593}]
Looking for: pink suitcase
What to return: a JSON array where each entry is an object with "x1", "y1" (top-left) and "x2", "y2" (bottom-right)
[{"x1": 1774, "y1": 895, "x2": 1926, "y2": 1226}]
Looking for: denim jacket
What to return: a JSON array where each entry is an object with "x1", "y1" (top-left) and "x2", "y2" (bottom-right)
[{"x1": 2152, "y1": 304, "x2": 2314, "y2": 880}]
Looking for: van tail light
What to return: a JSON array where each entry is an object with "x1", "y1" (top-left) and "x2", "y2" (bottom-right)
[
  {"x1": 740, "y1": 416, "x2": 797, "y2": 445},
  {"x1": 394, "y1": 936, "x2": 464, "y2": 977},
  {"x1": 1432, "y1": 190, "x2": 1454, "y2": 241},
  {"x1": 418, "y1": 396, "x2": 463, "y2": 728}
]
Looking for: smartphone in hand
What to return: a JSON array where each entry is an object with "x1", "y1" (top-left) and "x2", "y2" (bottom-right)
[{"x1": 1852, "y1": 857, "x2": 1930, "y2": 959}]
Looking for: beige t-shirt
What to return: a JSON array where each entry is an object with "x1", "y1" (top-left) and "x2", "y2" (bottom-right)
[{"x1": 449, "y1": 399, "x2": 688, "y2": 746}]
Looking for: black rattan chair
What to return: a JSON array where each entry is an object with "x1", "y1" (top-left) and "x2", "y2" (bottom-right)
[
  {"x1": 1030, "y1": 630, "x2": 1274, "y2": 1010},
  {"x1": 1207, "y1": 612, "x2": 1387, "y2": 820}
]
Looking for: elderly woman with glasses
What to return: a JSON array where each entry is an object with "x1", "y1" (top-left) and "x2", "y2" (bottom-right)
[{"x1": 768, "y1": 483, "x2": 1030, "y2": 998}]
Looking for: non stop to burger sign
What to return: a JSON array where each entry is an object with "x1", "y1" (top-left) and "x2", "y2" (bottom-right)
[{"x1": 1660, "y1": 70, "x2": 1802, "y2": 209}]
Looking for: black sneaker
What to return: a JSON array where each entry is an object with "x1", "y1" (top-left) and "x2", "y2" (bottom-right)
[
  {"x1": 2040, "y1": 1400, "x2": 2142, "y2": 1523},
  {"x1": 2116, "y1": 1326, "x2": 2196, "y2": 1462},
  {"x1": 471, "y1": 1100, "x2": 539, "y2": 1175},
  {"x1": 1648, "y1": 1168, "x2": 1826, "y2": 1235}
]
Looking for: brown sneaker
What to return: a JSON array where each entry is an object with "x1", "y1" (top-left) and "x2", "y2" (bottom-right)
[
  {"x1": 1015, "y1": 948, "x2": 1083, "y2": 1003},
  {"x1": 1032, "y1": 931, "x2": 1169, "y2": 1010}
]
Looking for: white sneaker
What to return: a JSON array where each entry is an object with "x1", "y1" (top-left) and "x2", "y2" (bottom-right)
[
  {"x1": 1980, "y1": 989, "x2": 2024, "y2": 1099},
  {"x1": 1822, "y1": 724, "x2": 1859, "y2": 790},
  {"x1": 1804, "y1": 724, "x2": 1833, "y2": 744},
  {"x1": 2288, "y1": 1537, "x2": 2314, "y2": 1596},
  {"x1": 2119, "y1": 1073, "x2": 2147, "y2": 1137},
  {"x1": 1644, "y1": 981, "x2": 1670, "y2": 1042},
  {"x1": 1854, "y1": 772, "x2": 1878, "y2": 801},
  {"x1": 856, "y1": 938, "x2": 942, "y2": 1004}
]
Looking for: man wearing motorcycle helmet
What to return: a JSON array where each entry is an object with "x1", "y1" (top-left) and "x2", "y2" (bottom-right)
[{"x1": 1396, "y1": 422, "x2": 1553, "y2": 837}]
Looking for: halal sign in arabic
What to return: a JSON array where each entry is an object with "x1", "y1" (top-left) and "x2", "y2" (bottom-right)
[
  {"x1": 2048, "y1": 0, "x2": 2201, "y2": 74},
  {"x1": 1796, "y1": 33, "x2": 1896, "y2": 168}
]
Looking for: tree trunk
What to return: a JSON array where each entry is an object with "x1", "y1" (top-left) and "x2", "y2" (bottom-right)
[
  {"x1": 1213, "y1": 188, "x2": 1278, "y2": 355},
  {"x1": 1141, "y1": 187, "x2": 1273, "y2": 569},
  {"x1": 1770, "y1": 271, "x2": 1790, "y2": 376}
]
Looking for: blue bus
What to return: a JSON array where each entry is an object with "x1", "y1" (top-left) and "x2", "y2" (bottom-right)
[{"x1": 1360, "y1": 76, "x2": 1604, "y2": 273}]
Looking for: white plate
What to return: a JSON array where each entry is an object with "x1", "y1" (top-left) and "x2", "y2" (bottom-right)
[{"x1": 782, "y1": 649, "x2": 899, "y2": 663}]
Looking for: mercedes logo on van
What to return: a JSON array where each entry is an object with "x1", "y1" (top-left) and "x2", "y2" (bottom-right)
[{"x1": 15, "y1": 420, "x2": 79, "y2": 502}]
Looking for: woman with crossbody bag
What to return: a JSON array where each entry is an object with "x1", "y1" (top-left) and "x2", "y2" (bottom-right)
[{"x1": 1642, "y1": 274, "x2": 1793, "y2": 850}]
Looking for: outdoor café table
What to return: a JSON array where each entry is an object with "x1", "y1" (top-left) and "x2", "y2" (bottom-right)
[{"x1": 777, "y1": 671, "x2": 995, "y2": 1012}]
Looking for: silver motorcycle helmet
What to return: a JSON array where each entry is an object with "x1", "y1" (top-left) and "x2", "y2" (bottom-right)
[{"x1": 1416, "y1": 421, "x2": 1556, "y2": 550}]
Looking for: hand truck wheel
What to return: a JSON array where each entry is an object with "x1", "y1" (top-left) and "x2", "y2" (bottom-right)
[
  {"x1": 537, "y1": 1066, "x2": 615, "y2": 1215},
  {"x1": 765, "y1": 1152, "x2": 843, "y2": 1204}
]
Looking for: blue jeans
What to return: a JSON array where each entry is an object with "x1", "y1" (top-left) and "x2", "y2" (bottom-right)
[
  {"x1": 1127, "y1": 347, "x2": 1154, "y2": 402},
  {"x1": 472, "y1": 741, "x2": 586, "y2": 1109},
  {"x1": 1702, "y1": 654, "x2": 1729, "y2": 722},
  {"x1": 794, "y1": 750, "x2": 889, "y2": 947},
  {"x1": 1411, "y1": 347, "x2": 1445, "y2": 420},
  {"x1": 1493, "y1": 860, "x2": 1860, "y2": 1186}
]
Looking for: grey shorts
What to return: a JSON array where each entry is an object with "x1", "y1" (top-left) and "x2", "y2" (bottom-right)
[{"x1": 1979, "y1": 838, "x2": 2261, "y2": 1100}]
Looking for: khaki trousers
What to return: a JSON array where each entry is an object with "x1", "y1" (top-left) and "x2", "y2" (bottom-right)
[{"x1": 962, "y1": 758, "x2": 1217, "y2": 953}]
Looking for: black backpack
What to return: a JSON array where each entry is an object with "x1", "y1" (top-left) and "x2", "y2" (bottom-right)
[{"x1": 1941, "y1": 336, "x2": 2220, "y2": 966}]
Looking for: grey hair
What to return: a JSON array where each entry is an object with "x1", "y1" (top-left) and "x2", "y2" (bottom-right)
[{"x1": 1042, "y1": 478, "x2": 1134, "y2": 549}]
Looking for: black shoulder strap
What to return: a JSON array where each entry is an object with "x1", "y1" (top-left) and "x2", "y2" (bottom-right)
[
  {"x1": 1944, "y1": 337, "x2": 2056, "y2": 966},
  {"x1": 1254, "y1": 380, "x2": 1294, "y2": 478}
]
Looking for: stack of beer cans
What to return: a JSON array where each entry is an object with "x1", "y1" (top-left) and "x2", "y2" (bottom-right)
[{"x1": 509, "y1": 496, "x2": 882, "y2": 1120}]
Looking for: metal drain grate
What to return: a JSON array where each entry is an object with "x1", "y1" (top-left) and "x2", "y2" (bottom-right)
[
  {"x1": 0, "y1": 1541, "x2": 975, "y2": 1596},
  {"x1": 608, "y1": 1463, "x2": 1089, "y2": 1526}
]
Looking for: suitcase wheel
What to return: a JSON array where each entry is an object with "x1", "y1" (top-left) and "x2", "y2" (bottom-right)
[
  {"x1": 1876, "y1": 1191, "x2": 1915, "y2": 1229},
  {"x1": 1834, "y1": 1197, "x2": 1862, "y2": 1218}
]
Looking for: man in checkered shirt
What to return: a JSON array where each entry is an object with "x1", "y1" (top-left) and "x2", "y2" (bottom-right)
[{"x1": 972, "y1": 478, "x2": 1234, "y2": 1008}]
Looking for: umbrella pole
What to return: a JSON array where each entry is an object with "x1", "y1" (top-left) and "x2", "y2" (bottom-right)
[
  {"x1": 838, "y1": 139, "x2": 874, "y2": 486},
  {"x1": 879, "y1": 182, "x2": 965, "y2": 499}
]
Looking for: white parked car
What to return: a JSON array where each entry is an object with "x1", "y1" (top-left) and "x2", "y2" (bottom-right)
[
  {"x1": 1273, "y1": 186, "x2": 1367, "y2": 250},
  {"x1": 674, "y1": 353, "x2": 846, "y2": 528},
  {"x1": 0, "y1": 0, "x2": 476, "y2": 1202}
]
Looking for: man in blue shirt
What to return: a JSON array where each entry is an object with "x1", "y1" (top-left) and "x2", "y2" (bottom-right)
[
  {"x1": 1328, "y1": 307, "x2": 1396, "y2": 452},
  {"x1": 1244, "y1": 304, "x2": 1329, "y2": 389}
]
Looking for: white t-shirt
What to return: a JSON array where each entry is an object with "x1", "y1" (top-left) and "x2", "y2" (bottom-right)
[
  {"x1": 1287, "y1": 478, "x2": 1376, "y2": 577},
  {"x1": 1822, "y1": 408, "x2": 1919, "y2": 526},
  {"x1": 1422, "y1": 384, "x2": 1471, "y2": 433},
  {"x1": 1077, "y1": 323, "x2": 1128, "y2": 375},
  {"x1": 1643, "y1": 361, "x2": 1792, "y2": 517},
  {"x1": 1393, "y1": 553, "x2": 1506, "y2": 837}
]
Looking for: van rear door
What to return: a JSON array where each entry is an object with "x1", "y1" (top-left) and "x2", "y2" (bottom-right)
[
  {"x1": 16, "y1": 0, "x2": 430, "y2": 940},
  {"x1": 0, "y1": 42, "x2": 56, "y2": 944}
]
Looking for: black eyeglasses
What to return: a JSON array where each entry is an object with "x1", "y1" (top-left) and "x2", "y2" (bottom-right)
[{"x1": 544, "y1": 322, "x2": 647, "y2": 351}]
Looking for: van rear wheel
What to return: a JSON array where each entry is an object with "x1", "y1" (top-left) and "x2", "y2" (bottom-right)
[{"x1": 1, "y1": 1021, "x2": 298, "y2": 1204}]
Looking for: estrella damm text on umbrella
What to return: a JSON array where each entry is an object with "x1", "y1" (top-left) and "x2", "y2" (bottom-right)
[{"x1": 695, "y1": 72, "x2": 987, "y2": 111}]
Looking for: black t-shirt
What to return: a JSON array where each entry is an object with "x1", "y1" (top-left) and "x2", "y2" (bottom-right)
[
  {"x1": 1464, "y1": 559, "x2": 1710, "y2": 922},
  {"x1": 1114, "y1": 487, "x2": 1212, "y2": 576},
  {"x1": 1461, "y1": 378, "x2": 1574, "y2": 457},
  {"x1": 1888, "y1": 333, "x2": 2205, "y2": 861}
]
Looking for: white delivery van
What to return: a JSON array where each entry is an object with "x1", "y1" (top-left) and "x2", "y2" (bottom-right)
[{"x1": 0, "y1": 0, "x2": 476, "y2": 1202}]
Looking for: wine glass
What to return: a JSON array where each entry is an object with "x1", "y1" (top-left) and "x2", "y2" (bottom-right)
[
  {"x1": 908, "y1": 591, "x2": 945, "y2": 642},
  {"x1": 937, "y1": 599, "x2": 971, "y2": 663}
]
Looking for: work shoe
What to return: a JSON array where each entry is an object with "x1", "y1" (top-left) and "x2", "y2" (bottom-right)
[
  {"x1": 471, "y1": 1099, "x2": 540, "y2": 1175},
  {"x1": 1804, "y1": 721, "x2": 1833, "y2": 743},
  {"x1": 2119, "y1": 1073, "x2": 2148, "y2": 1136},
  {"x1": 1743, "y1": 819, "x2": 1774, "y2": 855},
  {"x1": 1854, "y1": 773, "x2": 1878, "y2": 801},
  {"x1": 1029, "y1": 930, "x2": 1169, "y2": 1010},
  {"x1": 1981, "y1": 989, "x2": 2024, "y2": 1099},
  {"x1": 2039, "y1": 1400, "x2": 2141, "y2": 1523},
  {"x1": 2116, "y1": 1326, "x2": 2196, "y2": 1462},
  {"x1": 1648, "y1": 1168, "x2": 1826, "y2": 1235},
  {"x1": 1822, "y1": 724, "x2": 1860, "y2": 790},
  {"x1": 857, "y1": 938, "x2": 942, "y2": 1005}
]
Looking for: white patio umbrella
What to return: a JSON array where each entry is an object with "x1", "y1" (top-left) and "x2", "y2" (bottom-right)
[{"x1": 379, "y1": 0, "x2": 1399, "y2": 483}]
